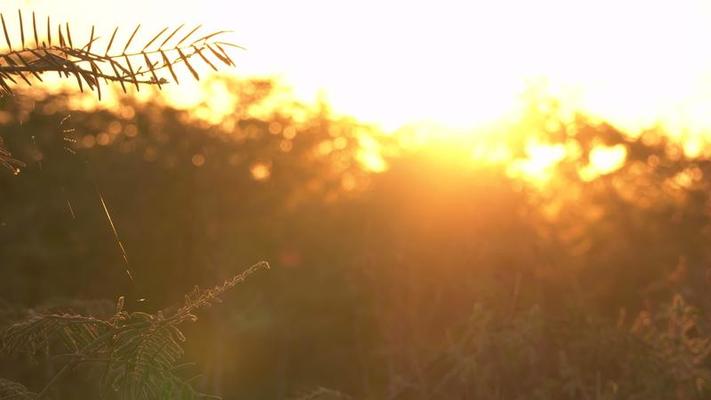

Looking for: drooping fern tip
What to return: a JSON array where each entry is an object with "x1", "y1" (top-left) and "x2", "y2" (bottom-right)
[{"x1": 0, "y1": 10, "x2": 242, "y2": 99}]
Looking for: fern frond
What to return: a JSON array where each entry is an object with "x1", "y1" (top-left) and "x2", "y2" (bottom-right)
[
  {"x1": 107, "y1": 315, "x2": 192, "y2": 400},
  {"x1": 175, "y1": 261, "x2": 270, "y2": 322},
  {"x1": 0, "y1": 378, "x2": 36, "y2": 400},
  {"x1": 1, "y1": 263, "x2": 267, "y2": 399},
  {"x1": 0, "y1": 312, "x2": 111, "y2": 357},
  {"x1": 0, "y1": 11, "x2": 240, "y2": 98}
]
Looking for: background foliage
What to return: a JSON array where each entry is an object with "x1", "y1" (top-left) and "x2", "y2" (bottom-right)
[{"x1": 2, "y1": 77, "x2": 711, "y2": 399}]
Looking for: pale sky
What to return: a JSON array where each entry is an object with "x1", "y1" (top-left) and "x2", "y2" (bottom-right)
[{"x1": 10, "y1": 0, "x2": 711, "y2": 134}]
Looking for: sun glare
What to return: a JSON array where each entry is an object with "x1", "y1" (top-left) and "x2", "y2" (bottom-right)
[
  {"x1": 13, "y1": 0, "x2": 711, "y2": 185},
  {"x1": 507, "y1": 142, "x2": 567, "y2": 184},
  {"x1": 579, "y1": 144, "x2": 628, "y2": 182},
  {"x1": 21, "y1": 0, "x2": 711, "y2": 137}
]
